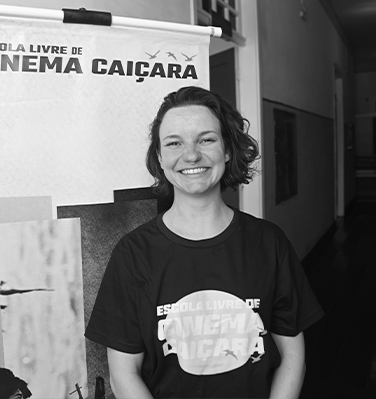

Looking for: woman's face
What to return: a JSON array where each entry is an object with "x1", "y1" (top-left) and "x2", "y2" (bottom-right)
[{"x1": 158, "y1": 105, "x2": 229, "y2": 198}]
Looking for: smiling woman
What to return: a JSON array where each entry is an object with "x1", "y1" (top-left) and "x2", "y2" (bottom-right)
[{"x1": 85, "y1": 86, "x2": 324, "y2": 399}]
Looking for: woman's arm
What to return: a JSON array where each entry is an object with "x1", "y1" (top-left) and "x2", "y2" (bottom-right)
[
  {"x1": 107, "y1": 348, "x2": 154, "y2": 399},
  {"x1": 269, "y1": 332, "x2": 306, "y2": 399}
]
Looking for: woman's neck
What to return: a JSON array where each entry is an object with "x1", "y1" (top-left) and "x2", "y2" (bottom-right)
[{"x1": 162, "y1": 195, "x2": 234, "y2": 240}]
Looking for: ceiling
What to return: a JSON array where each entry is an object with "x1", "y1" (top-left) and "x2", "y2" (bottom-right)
[{"x1": 321, "y1": 0, "x2": 376, "y2": 73}]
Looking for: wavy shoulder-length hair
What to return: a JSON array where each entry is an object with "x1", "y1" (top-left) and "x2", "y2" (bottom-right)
[{"x1": 146, "y1": 86, "x2": 259, "y2": 198}]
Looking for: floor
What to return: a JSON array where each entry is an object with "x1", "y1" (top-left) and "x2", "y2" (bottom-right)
[{"x1": 299, "y1": 189, "x2": 376, "y2": 398}]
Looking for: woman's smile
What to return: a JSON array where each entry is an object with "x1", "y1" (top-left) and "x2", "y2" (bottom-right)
[{"x1": 180, "y1": 167, "x2": 209, "y2": 175}]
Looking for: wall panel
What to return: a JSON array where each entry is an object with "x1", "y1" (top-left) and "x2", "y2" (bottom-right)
[{"x1": 263, "y1": 100, "x2": 335, "y2": 259}]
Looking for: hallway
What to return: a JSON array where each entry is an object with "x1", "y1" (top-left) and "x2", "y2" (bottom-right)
[{"x1": 299, "y1": 200, "x2": 376, "y2": 398}]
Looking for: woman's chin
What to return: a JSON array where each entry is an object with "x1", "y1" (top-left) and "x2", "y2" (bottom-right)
[{"x1": 175, "y1": 183, "x2": 220, "y2": 197}]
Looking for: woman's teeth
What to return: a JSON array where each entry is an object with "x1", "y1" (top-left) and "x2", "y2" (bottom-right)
[{"x1": 181, "y1": 167, "x2": 208, "y2": 175}]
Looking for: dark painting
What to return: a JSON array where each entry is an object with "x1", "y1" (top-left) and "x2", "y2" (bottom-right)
[{"x1": 58, "y1": 197, "x2": 157, "y2": 398}]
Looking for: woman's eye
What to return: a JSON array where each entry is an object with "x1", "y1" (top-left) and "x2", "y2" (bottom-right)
[
  {"x1": 200, "y1": 138, "x2": 215, "y2": 143},
  {"x1": 166, "y1": 141, "x2": 180, "y2": 147}
]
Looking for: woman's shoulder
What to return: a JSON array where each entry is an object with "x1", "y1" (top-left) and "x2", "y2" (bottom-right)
[
  {"x1": 237, "y1": 210, "x2": 294, "y2": 260},
  {"x1": 115, "y1": 215, "x2": 160, "y2": 249},
  {"x1": 237, "y1": 210, "x2": 288, "y2": 240}
]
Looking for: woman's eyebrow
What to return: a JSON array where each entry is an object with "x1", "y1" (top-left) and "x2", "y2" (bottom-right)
[
  {"x1": 162, "y1": 130, "x2": 218, "y2": 141},
  {"x1": 162, "y1": 134, "x2": 181, "y2": 141},
  {"x1": 198, "y1": 130, "x2": 219, "y2": 136}
]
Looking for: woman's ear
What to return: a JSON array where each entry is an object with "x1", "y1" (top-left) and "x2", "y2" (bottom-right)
[{"x1": 225, "y1": 153, "x2": 230, "y2": 163}]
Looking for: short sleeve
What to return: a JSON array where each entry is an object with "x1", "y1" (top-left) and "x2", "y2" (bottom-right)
[
  {"x1": 270, "y1": 234, "x2": 324, "y2": 336},
  {"x1": 85, "y1": 239, "x2": 146, "y2": 353}
]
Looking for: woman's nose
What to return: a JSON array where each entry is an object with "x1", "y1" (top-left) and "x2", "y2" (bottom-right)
[{"x1": 182, "y1": 143, "x2": 202, "y2": 163}]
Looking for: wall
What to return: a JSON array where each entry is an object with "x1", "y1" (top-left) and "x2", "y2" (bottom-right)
[
  {"x1": 263, "y1": 101, "x2": 335, "y2": 258},
  {"x1": 355, "y1": 71, "x2": 376, "y2": 158},
  {"x1": 0, "y1": 0, "x2": 192, "y2": 23},
  {"x1": 257, "y1": 0, "x2": 356, "y2": 258},
  {"x1": 355, "y1": 71, "x2": 376, "y2": 114},
  {"x1": 258, "y1": 0, "x2": 351, "y2": 118}
]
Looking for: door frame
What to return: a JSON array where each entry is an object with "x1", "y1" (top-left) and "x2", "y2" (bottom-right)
[{"x1": 334, "y1": 74, "x2": 345, "y2": 217}]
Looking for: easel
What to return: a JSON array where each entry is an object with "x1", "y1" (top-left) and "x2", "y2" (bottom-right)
[{"x1": 69, "y1": 383, "x2": 84, "y2": 399}]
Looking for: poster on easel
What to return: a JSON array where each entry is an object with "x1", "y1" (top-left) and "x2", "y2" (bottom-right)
[{"x1": 0, "y1": 6, "x2": 220, "y2": 398}]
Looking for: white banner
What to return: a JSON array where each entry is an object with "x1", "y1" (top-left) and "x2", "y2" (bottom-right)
[
  {"x1": 0, "y1": 11, "x2": 212, "y2": 206},
  {"x1": 0, "y1": 8, "x2": 216, "y2": 398}
]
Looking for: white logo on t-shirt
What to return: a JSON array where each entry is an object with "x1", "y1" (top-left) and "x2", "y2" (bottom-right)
[{"x1": 157, "y1": 290, "x2": 266, "y2": 375}]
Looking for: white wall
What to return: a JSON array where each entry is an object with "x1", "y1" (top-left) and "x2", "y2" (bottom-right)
[
  {"x1": 0, "y1": 0, "x2": 191, "y2": 23},
  {"x1": 263, "y1": 102, "x2": 335, "y2": 259},
  {"x1": 258, "y1": 0, "x2": 350, "y2": 119},
  {"x1": 257, "y1": 0, "x2": 356, "y2": 258}
]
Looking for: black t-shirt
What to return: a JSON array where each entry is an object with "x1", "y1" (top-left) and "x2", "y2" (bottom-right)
[{"x1": 85, "y1": 209, "x2": 324, "y2": 398}]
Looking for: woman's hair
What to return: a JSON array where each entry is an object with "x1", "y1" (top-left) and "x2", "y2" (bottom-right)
[{"x1": 146, "y1": 85, "x2": 259, "y2": 197}]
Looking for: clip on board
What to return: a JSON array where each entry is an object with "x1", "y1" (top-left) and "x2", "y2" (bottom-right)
[{"x1": 63, "y1": 8, "x2": 111, "y2": 26}]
